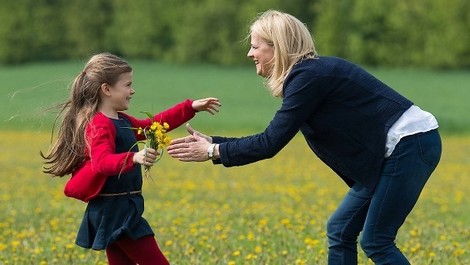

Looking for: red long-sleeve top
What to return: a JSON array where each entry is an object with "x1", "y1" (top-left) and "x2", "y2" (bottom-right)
[{"x1": 65, "y1": 99, "x2": 195, "y2": 201}]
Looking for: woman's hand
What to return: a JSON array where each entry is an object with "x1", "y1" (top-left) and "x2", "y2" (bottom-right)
[
  {"x1": 192, "y1": 97, "x2": 221, "y2": 114},
  {"x1": 133, "y1": 147, "x2": 159, "y2": 166},
  {"x1": 167, "y1": 124, "x2": 213, "y2": 162}
]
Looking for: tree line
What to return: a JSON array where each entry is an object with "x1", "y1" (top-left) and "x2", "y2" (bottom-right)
[{"x1": 0, "y1": 0, "x2": 468, "y2": 68}]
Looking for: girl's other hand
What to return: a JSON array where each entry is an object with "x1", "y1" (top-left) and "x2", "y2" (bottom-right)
[
  {"x1": 192, "y1": 97, "x2": 221, "y2": 115},
  {"x1": 133, "y1": 147, "x2": 159, "y2": 166}
]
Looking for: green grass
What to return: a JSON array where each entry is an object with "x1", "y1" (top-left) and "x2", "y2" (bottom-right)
[
  {"x1": 1, "y1": 132, "x2": 469, "y2": 264},
  {"x1": 1, "y1": 61, "x2": 469, "y2": 134}
]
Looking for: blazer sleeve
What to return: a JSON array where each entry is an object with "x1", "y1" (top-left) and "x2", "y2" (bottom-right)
[
  {"x1": 120, "y1": 99, "x2": 196, "y2": 140},
  {"x1": 86, "y1": 114, "x2": 135, "y2": 175},
  {"x1": 214, "y1": 68, "x2": 323, "y2": 167}
]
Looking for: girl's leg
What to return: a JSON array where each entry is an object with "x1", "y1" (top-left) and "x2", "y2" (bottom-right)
[
  {"x1": 115, "y1": 235, "x2": 170, "y2": 265},
  {"x1": 360, "y1": 130, "x2": 441, "y2": 264},
  {"x1": 327, "y1": 184, "x2": 373, "y2": 265},
  {"x1": 106, "y1": 243, "x2": 134, "y2": 265}
]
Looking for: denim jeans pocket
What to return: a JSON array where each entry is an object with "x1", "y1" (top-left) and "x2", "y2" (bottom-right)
[{"x1": 416, "y1": 130, "x2": 442, "y2": 167}]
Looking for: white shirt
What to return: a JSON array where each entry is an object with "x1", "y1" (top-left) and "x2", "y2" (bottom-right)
[{"x1": 385, "y1": 105, "x2": 439, "y2": 157}]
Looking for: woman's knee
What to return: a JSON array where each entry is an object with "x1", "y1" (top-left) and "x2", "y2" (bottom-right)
[
  {"x1": 359, "y1": 230, "x2": 392, "y2": 257},
  {"x1": 326, "y1": 217, "x2": 342, "y2": 242}
]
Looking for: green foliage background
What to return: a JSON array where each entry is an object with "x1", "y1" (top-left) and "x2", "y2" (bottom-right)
[{"x1": 1, "y1": 0, "x2": 469, "y2": 68}]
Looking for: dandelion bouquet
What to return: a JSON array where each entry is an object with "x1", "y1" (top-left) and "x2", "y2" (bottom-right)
[{"x1": 126, "y1": 111, "x2": 171, "y2": 179}]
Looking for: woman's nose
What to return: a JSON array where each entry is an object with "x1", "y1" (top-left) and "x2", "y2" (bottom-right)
[{"x1": 247, "y1": 49, "x2": 253, "y2": 58}]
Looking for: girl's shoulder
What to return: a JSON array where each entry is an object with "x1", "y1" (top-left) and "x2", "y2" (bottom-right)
[
  {"x1": 86, "y1": 112, "x2": 116, "y2": 137},
  {"x1": 89, "y1": 112, "x2": 112, "y2": 126}
]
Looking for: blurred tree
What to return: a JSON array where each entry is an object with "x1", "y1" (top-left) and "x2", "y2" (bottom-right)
[
  {"x1": 312, "y1": 0, "x2": 354, "y2": 58},
  {"x1": 63, "y1": 0, "x2": 113, "y2": 59},
  {"x1": 0, "y1": 0, "x2": 468, "y2": 68},
  {"x1": 108, "y1": 0, "x2": 175, "y2": 60},
  {"x1": 0, "y1": 0, "x2": 67, "y2": 63}
]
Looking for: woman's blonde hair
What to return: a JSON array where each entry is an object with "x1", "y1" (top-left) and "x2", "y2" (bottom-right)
[
  {"x1": 249, "y1": 10, "x2": 317, "y2": 97},
  {"x1": 41, "y1": 53, "x2": 132, "y2": 177}
]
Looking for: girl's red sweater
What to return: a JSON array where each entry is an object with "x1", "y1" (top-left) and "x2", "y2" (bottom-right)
[{"x1": 65, "y1": 99, "x2": 195, "y2": 201}]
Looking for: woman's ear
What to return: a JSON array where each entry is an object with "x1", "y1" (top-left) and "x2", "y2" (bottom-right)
[{"x1": 100, "y1": 83, "x2": 112, "y2": 96}]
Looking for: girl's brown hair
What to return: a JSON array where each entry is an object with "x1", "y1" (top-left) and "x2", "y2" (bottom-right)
[{"x1": 41, "y1": 53, "x2": 132, "y2": 177}]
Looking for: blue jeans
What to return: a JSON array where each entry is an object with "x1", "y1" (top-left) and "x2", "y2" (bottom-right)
[{"x1": 327, "y1": 129, "x2": 441, "y2": 265}]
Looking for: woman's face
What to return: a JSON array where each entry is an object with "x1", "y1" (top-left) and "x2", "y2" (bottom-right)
[{"x1": 247, "y1": 32, "x2": 274, "y2": 77}]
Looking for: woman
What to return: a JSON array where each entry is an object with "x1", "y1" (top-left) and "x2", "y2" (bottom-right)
[{"x1": 167, "y1": 10, "x2": 441, "y2": 265}]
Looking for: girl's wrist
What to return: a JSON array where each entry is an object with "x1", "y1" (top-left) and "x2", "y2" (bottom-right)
[{"x1": 191, "y1": 100, "x2": 200, "y2": 112}]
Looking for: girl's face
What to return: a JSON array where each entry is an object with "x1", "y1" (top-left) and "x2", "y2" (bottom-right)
[
  {"x1": 247, "y1": 32, "x2": 274, "y2": 77},
  {"x1": 107, "y1": 72, "x2": 135, "y2": 112}
]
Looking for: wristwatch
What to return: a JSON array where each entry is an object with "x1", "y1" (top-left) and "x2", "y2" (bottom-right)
[{"x1": 207, "y1": 143, "x2": 216, "y2": 159}]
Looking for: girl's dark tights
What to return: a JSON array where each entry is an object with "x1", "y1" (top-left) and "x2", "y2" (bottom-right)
[{"x1": 106, "y1": 235, "x2": 170, "y2": 265}]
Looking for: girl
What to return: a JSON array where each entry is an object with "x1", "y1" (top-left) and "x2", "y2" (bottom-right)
[
  {"x1": 167, "y1": 10, "x2": 441, "y2": 265},
  {"x1": 41, "y1": 52, "x2": 221, "y2": 264}
]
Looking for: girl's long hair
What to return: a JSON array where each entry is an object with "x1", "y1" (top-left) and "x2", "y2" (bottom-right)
[
  {"x1": 41, "y1": 53, "x2": 132, "y2": 177},
  {"x1": 249, "y1": 10, "x2": 317, "y2": 98}
]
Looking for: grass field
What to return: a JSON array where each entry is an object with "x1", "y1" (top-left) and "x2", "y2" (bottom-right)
[
  {"x1": 0, "y1": 61, "x2": 469, "y2": 264},
  {"x1": 0, "y1": 131, "x2": 469, "y2": 264}
]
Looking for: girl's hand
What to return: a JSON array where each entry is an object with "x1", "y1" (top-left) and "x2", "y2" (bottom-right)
[
  {"x1": 133, "y1": 147, "x2": 159, "y2": 166},
  {"x1": 192, "y1": 97, "x2": 221, "y2": 115}
]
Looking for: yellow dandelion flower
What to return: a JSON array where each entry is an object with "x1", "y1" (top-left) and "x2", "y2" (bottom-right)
[
  {"x1": 0, "y1": 243, "x2": 7, "y2": 251},
  {"x1": 254, "y1": 246, "x2": 262, "y2": 254},
  {"x1": 150, "y1": 122, "x2": 158, "y2": 131},
  {"x1": 12, "y1": 241, "x2": 20, "y2": 248},
  {"x1": 453, "y1": 249, "x2": 465, "y2": 257},
  {"x1": 409, "y1": 229, "x2": 419, "y2": 237},
  {"x1": 247, "y1": 231, "x2": 255, "y2": 241},
  {"x1": 125, "y1": 113, "x2": 173, "y2": 178},
  {"x1": 33, "y1": 247, "x2": 42, "y2": 254}
]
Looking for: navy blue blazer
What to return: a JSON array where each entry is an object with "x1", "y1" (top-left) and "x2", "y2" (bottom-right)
[{"x1": 213, "y1": 56, "x2": 413, "y2": 191}]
